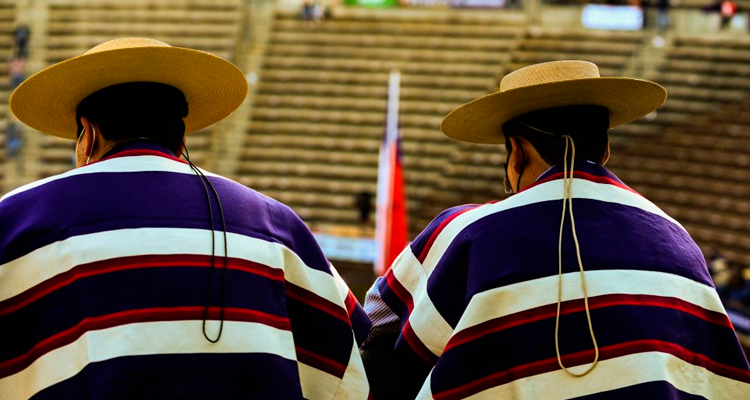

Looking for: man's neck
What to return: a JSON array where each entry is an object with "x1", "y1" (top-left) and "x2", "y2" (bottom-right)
[{"x1": 519, "y1": 161, "x2": 553, "y2": 191}]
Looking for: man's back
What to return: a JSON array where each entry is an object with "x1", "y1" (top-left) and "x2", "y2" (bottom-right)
[
  {"x1": 364, "y1": 162, "x2": 750, "y2": 399},
  {"x1": 0, "y1": 143, "x2": 370, "y2": 399}
]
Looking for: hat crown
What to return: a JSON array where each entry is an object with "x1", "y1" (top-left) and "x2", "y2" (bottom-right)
[
  {"x1": 11, "y1": 37, "x2": 248, "y2": 139},
  {"x1": 500, "y1": 60, "x2": 601, "y2": 92},
  {"x1": 84, "y1": 38, "x2": 171, "y2": 55}
]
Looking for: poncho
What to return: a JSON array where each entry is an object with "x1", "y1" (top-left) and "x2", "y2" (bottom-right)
[
  {"x1": 0, "y1": 142, "x2": 371, "y2": 399},
  {"x1": 363, "y1": 161, "x2": 750, "y2": 399}
]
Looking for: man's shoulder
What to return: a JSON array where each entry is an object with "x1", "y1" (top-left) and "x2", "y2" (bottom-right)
[
  {"x1": 421, "y1": 203, "x2": 488, "y2": 235},
  {"x1": 210, "y1": 176, "x2": 331, "y2": 272},
  {"x1": 0, "y1": 165, "x2": 303, "y2": 231},
  {"x1": 207, "y1": 173, "x2": 303, "y2": 221},
  {"x1": 414, "y1": 198, "x2": 533, "y2": 239},
  {"x1": 409, "y1": 202, "x2": 501, "y2": 261},
  {"x1": 0, "y1": 169, "x2": 75, "y2": 204}
]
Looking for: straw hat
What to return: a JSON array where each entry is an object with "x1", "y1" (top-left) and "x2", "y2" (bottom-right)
[
  {"x1": 10, "y1": 38, "x2": 248, "y2": 140},
  {"x1": 441, "y1": 60, "x2": 667, "y2": 144}
]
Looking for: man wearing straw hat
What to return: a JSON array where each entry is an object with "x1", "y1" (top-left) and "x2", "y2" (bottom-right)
[
  {"x1": 0, "y1": 38, "x2": 370, "y2": 399},
  {"x1": 361, "y1": 60, "x2": 750, "y2": 399}
]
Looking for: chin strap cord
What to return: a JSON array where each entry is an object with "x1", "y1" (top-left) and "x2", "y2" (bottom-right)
[
  {"x1": 509, "y1": 120, "x2": 600, "y2": 376},
  {"x1": 555, "y1": 135, "x2": 599, "y2": 377},
  {"x1": 182, "y1": 144, "x2": 229, "y2": 343}
]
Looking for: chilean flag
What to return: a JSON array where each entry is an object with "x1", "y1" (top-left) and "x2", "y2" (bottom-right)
[{"x1": 375, "y1": 69, "x2": 408, "y2": 276}]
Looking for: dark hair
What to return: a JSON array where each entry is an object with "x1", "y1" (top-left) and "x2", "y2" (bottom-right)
[
  {"x1": 76, "y1": 82, "x2": 189, "y2": 153},
  {"x1": 502, "y1": 105, "x2": 610, "y2": 165}
]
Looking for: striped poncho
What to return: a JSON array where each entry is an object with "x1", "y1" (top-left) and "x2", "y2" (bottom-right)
[
  {"x1": 0, "y1": 142, "x2": 371, "y2": 399},
  {"x1": 363, "y1": 161, "x2": 750, "y2": 399}
]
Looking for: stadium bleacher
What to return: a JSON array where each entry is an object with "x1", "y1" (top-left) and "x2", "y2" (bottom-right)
[
  {"x1": 242, "y1": 7, "x2": 526, "y2": 231},
  {"x1": 603, "y1": 35, "x2": 750, "y2": 267},
  {"x1": 610, "y1": 98, "x2": 750, "y2": 267},
  {"x1": 658, "y1": 36, "x2": 750, "y2": 116},
  {"x1": 509, "y1": 28, "x2": 644, "y2": 76},
  {"x1": 0, "y1": 1, "x2": 16, "y2": 193}
]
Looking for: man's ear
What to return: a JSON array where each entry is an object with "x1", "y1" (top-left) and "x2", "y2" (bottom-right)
[
  {"x1": 80, "y1": 117, "x2": 104, "y2": 157},
  {"x1": 508, "y1": 136, "x2": 527, "y2": 174},
  {"x1": 79, "y1": 116, "x2": 95, "y2": 157}
]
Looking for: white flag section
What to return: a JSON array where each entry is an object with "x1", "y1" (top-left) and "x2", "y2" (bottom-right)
[{"x1": 375, "y1": 69, "x2": 408, "y2": 276}]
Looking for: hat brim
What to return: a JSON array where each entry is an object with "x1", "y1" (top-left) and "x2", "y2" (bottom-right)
[
  {"x1": 10, "y1": 46, "x2": 248, "y2": 140},
  {"x1": 441, "y1": 77, "x2": 667, "y2": 144}
]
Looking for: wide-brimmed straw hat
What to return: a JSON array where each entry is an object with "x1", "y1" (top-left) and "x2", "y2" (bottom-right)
[
  {"x1": 10, "y1": 37, "x2": 248, "y2": 140},
  {"x1": 441, "y1": 60, "x2": 667, "y2": 144}
]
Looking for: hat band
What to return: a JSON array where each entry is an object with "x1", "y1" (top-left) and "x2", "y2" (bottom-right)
[{"x1": 512, "y1": 119, "x2": 558, "y2": 136}]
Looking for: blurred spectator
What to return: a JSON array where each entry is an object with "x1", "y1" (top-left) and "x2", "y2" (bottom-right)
[
  {"x1": 9, "y1": 56, "x2": 25, "y2": 89},
  {"x1": 300, "y1": 0, "x2": 326, "y2": 28},
  {"x1": 313, "y1": 1, "x2": 324, "y2": 22},
  {"x1": 710, "y1": 254, "x2": 733, "y2": 292},
  {"x1": 355, "y1": 191, "x2": 373, "y2": 224},
  {"x1": 640, "y1": 0, "x2": 651, "y2": 29},
  {"x1": 6, "y1": 122, "x2": 22, "y2": 158},
  {"x1": 708, "y1": 253, "x2": 750, "y2": 358},
  {"x1": 656, "y1": 0, "x2": 671, "y2": 31},
  {"x1": 709, "y1": 253, "x2": 750, "y2": 307},
  {"x1": 300, "y1": 0, "x2": 315, "y2": 21},
  {"x1": 703, "y1": 0, "x2": 737, "y2": 30},
  {"x1": 738, "y1": 267, "x2": 750, "y2": 305},
  {"x1": 720, "y1": 0, "x2": 737, "y2": 29},
  {"x1": 13, "y1": 24, "x2": 29, "y2": 59},
  {"x1": 324, "y1": 3, "x2": 333, "y2": 20},
  {"x1": 723, "y1": 263, "x2": 750, "y2": 305}
]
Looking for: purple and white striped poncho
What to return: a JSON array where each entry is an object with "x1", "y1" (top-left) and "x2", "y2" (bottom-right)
[
  {"x1": 364, "y1": 161, "x2": 750, "y2": 399},
  {"x1": 0, "y1": 142, "x2": 371, "y2": 399}
]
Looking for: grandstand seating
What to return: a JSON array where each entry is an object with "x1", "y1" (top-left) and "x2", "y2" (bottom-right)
[
  {"x1": 33, "y1": 0, "x2": 242, "y2": 178},
  {"x1": 658, "y1": 37, "x2": 750, "y2": 115},
  {"x1": 509, "y1": 28, "x2": 644, "y2": 77},
  {"x1": 607, "y1": 36, "x2": 750, "y2": 139},
  {"x1": 243, "y1": 7, "x2": 750, "y2": 267},
  {"x1": 0, "y1": 1, "x2": 15, "y2": 193},
  {"x1": 242, "y1": 8, "x2": 526, "y2": 231},
  {"x1": 604, "y1": 36, "x2": 750, "y2": 268},
  {"x1": 609, "y1": 98, "x2": 750, "y2": 267}
]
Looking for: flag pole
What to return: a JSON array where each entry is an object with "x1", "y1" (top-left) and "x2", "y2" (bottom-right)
[{"x1": 375, "y1": 69, "x2": 408, "y2": 276}]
